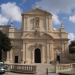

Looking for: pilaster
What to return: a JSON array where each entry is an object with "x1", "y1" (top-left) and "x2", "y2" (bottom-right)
[
  {"x1": 45, "y1": 44, "x2": 47, "y2": 63},
  {"x1": 41, "y1": 46, "x2": 43, "y2": 63},
  {"x1": 22, "y1": 43, "x2": 26, "y2": 63},
  {"x1": 9, "y1": 49, "x2": 13, "y2": 63},
  {"x1": 50, "y1": 42, "x2": 54, "y2": 62},
  {"x1": 47, "y1": 44, "x2": 50, "y2": 63},
  {"x1": 6, "y1": 51, "x2": 10, "y2": 63},
  {"x1": 24, "y1": 16, "x2": 28, "y2": 31},
  {"x1": 32, "y1": 50, "x2": 34, "y2": 63}
]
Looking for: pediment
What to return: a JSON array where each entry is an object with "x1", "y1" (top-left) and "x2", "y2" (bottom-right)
[
  {"x1": 40, "y1": 32, "x2": 53, "y2": 39},
  {"x1": 22, "y1": 32, "x2": 53, "y2": 40},
  {"x1": 23, "y1": 32, "x2": 35, "y2": 38},
  {"x1": 22, "y1": 8, "x2": 52, "y2": 16}
]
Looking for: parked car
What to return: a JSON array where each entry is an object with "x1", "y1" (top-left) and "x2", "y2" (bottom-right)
[{"x1": 0, "y1": 62, "x2": 5, "y2": 74}]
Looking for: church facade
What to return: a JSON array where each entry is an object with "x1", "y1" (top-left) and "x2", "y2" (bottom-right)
[{"x1": 0, "y1": 8, "x2": 68, "y2": 64}]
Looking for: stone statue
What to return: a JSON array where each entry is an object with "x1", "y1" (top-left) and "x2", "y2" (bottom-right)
[{"x1": 35, "y1": 17, "x2": 39, "y2": 28}]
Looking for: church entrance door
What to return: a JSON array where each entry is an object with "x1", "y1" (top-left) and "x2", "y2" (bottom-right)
[
  {"x1": 34, "y1": 48, "x2": 41, "y2": 63},
  {"x1": 15, "y1": 56, "x2": 18, "y2": 63}
]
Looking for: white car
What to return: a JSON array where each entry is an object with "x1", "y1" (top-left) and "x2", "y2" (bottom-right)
[{"x1": 0, "y1": 62, "x2": 5, "y2": 74}]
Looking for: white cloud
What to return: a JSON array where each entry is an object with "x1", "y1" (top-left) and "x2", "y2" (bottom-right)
[
  {"x1": 1, "y1": 2, "x2": 22, "y2": 22},
  {"x1": 69, "y1": 15, "x2": 75, "y2": 23},
  {"x1": 0, "y1": 14, "x2": 9, "y2": 25},
  {"x1": 35, "y1": 0, "x2": 75, "y2": 14},
  {"x1": 53, "y1": 28, "x2": 57, "y2": 30},
  {"x1": 68, "y1": 33, "x2": 75, "y2": 44},
  {"x1": 52, "y1": 14, "x2": 60, "y2": 25}
]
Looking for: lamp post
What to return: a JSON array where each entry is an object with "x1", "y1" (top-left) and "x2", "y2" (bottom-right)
[
  {"x1": 55, "y1": 22, "x2": 64, "y2": 64},
  {"x1": 60, "y1": 21, "x2": 64, "y2": 63},
  {"x1": 54, "y1": 22, "x2": 64, "y2": 72}
]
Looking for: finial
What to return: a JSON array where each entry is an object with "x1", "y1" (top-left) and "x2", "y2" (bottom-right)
[
  {"x1": 61, "y1": 21, "x2": 64, "y2": 28},
  {"x1": 32, "y1": 3, "x2": 41, "y2": 9}
]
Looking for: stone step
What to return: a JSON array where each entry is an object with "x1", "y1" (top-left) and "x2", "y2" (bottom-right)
[{"x1": 35, "y1": 64, "x2": 56, "y2": 75}]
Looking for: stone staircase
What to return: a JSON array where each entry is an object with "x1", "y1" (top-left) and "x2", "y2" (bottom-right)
[
  {"x1": 35, "y1": 63, "x2": 75, "y2": 75},
  {"x1": 35, "y1": 64, "x2": 56, "y2": 75}
]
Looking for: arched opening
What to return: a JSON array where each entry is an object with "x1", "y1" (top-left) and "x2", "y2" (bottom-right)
[{"x1": 34, "y1": 48, "x2": 41, "y2": 63}]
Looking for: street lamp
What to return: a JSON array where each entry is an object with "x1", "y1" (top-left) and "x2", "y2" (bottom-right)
[{"x1": 59, "y1": 21, "x2": 64, "y2": 63}]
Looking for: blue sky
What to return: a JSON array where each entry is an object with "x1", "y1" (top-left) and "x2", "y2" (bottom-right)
[{"x1": 0, "y1": 0, "x2": 75, "y2": 41}]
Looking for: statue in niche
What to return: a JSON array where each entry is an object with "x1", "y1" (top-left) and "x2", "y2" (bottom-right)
[
  {"x1": 30, "y1": 17, "x2": 40, "y2": 29},
  {"x1": 35, "y1": 17, "x2": 39, "y2": 28},
  {"x1": 30, "y1": 18, "x2": 35, "y2": 29}
]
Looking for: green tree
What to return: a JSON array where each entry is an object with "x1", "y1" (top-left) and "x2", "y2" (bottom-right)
[
  {"x1": 69, "y1": 40, "x2": 75, "y2": 54},
  {"x1": 0, "y1": 31, "x2": 12, "y2": 61}
]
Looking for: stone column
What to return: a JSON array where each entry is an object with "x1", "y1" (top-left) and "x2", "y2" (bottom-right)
[
  {"x1": 32, "y1": 50, "x2": 34, "y2": 63},
  {"x1": 24, "y1": 17, "x2": 28, "y2": 31},
  {"x1": 62, "y1": 43, "x2": 65, "y2": 53},
  {"x1": 49, "y1": 43, "x2": 51, "y2": 60},
  {"x1": 63, "y1": 42, "x2": 68, "y2": 57},
  {"x1": 22, "y1": 43, "x2": 26, "y2": 63},
  {"x1": 9, "y1": 49, "x2": 13, "y2": 63},
  {"x1": 6, "y1": 51, "x2": 10, "y2": 63},
  {"x1": 41, "y1": 46, "x2": 43, "y2": 63},
  {"x1": 42, "y1": 46, "x2": 45, "y2": 63},
  {"x1": 47, "y1": 44, "x2": 50, "y2": 63},
  {"x1": 45, "y1": 44, "x2": 47, "y2": 63},
  {"x1": 64, "y1": 43, "x2": 66, "y2": 54},
  {"x1": 64, "y1": 42, "x2": 68, "y2": 54},
  {"x1": 31, "y1": 49, "x2": 32, "y2": 63},
  {"x1": 50, "y1": 43, "x2": 54, "y2": 62}
]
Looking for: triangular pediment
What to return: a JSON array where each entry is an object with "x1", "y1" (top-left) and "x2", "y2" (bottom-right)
[{"x1": 22, "y1": 8, "x2": 52, "y2": 16}]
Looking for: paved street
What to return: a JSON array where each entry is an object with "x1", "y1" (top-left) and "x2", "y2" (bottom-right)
[
  {"x1": 2, "y1": 72, "x2": 32, "y2": 75},
  {"x1": 2, "y1": 72, "x2": 58, "y2": 75}
]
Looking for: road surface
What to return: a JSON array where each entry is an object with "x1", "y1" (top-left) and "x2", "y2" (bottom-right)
[{"x1": 2, "y1": 72, "x2": 58, "y2": 75}]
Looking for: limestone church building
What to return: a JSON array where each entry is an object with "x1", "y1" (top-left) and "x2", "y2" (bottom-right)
[{"x1": 0, "y1": 8, "x2": 68, "y2": 64}]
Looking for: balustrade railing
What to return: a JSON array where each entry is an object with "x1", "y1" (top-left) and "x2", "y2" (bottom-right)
[
  {"x1": 56, "y1": 64, "x2": 72, "y2": 73},
  {"x1": 5, "y1": 63, "x2": 75, "y2": 74},
  {"x1": 5, "y1": 64, "x2": 36, "y2": 74}
]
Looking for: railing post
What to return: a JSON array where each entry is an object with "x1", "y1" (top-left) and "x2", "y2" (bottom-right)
[{"x1": 46, "y1": 68, "x2": 48, "y2": 75}]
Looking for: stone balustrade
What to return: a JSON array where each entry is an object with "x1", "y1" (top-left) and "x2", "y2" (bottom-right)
[
  {"x1": 5, "y1": 63, "x2": 75, "y2": 74},
  {"x1": 56, "y1": 64, "x2": 72, "y2": 73},
  {"x1": 5, "y1": 64, "x2": 36, "y2": 74},
  {"x1": 71, "y1": 63, "x2": 75, "y2": 68}
]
